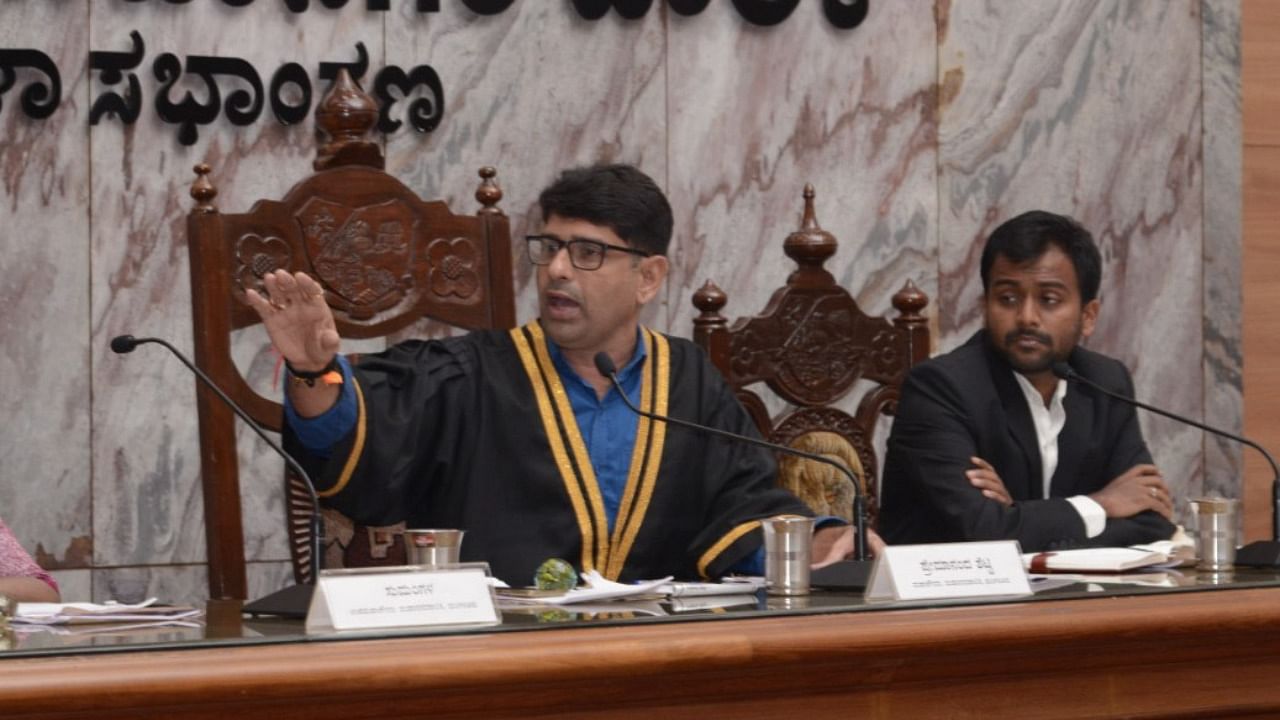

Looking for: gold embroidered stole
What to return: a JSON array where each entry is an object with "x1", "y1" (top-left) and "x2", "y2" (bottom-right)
[{"x1": 510, "y1": 322, "x2": 670, "y2": 579}]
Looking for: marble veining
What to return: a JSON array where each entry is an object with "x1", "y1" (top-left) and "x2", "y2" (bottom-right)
[
  {"x1": 0, "y1": 2, "x2": 93, "y2": 575},
  {"x1": 939, "y1": 1, "x2": 1209, "y2": 512},
  {"x1": 1201, "y1": 0, "x2": 1244, "y2": 499}
]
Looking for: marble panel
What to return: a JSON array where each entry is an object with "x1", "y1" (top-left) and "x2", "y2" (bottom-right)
[
  {"x1": 89, "y1": 2, "x2": 384, "y2": 571},
  {"x1": 938, "y1": 1, "x2": 1206, "y2": 509},
  {"x1": 46, "y1": 569, "x2": 91, "y2": 604},
  {"x1": 94, "y1": 562, "x2": 286, "y2": 607},
  {"x1": 0, "y1": 3, "x2": 93, "y2": 572},
  {"x1": 383, "y1": 2, "x2": 668, "y2": 330},
  {"x1": 1202, "y1": 0, "x2": 1244, "y2": 500},
  {"x1": 93, "y1": 564, "x2": 205, "y2": 606},
  {"x1": 665, "y1": 1, "x2": 939, "y2": 334},
  {"x1": 247, "y1": 559, "x2": 296, "y2": 601}
]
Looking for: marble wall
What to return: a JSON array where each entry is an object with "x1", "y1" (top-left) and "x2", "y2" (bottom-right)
[{"x1": 0, "y1": 0, "x2": 1240, "y2": 605}]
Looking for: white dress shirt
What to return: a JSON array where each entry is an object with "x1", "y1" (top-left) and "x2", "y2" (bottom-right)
[{"x1": 1012, "y1": 372, "x2": 1106, "y2": 538}]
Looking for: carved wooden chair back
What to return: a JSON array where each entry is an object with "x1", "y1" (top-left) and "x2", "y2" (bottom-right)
[
  {"x1": 187, "y1": 70, "x2": 515, "y2": 602},
  {"x1": 692, "y1": 185, "x2": 929, "y2": 525}
]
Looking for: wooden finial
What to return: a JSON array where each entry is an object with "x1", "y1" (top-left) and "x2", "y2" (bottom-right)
[
  {"x1": 475, "y1": 166, "x2": 504, "y2": 216},
  {"x1": 190, "y1": 163, "x2": 217, "y2": 214},
  {"x1": 783, "y1": 183, "x2": 837, "y2": 278},
  {"x1": 892, "y1": 279, "x2": 929, "y2": 319},
  {"x1": 314, "y1": 68, "x2": 384, "y2": 171},
  {"x1": 692, "y1": 280, "x2": 730, "y2": 360},
  {"x1": 801, "y1": 183, "x2": 819, "y2": 230},
  {"x1": 692, "y1": 280, "x2": 728, "y2": 317}
]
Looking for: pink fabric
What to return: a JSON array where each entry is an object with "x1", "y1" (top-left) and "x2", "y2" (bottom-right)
[{"x1": 0, "y1": 517, "x2": 58, "y2": 593}]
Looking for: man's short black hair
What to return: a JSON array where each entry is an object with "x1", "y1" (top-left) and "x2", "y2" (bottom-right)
[
  {"x1": 537, "y1": 163, "x2": 673, "y2": 257},
  {"x1": 980, "y1": 210, "x2": 1103, "y2": 303}
]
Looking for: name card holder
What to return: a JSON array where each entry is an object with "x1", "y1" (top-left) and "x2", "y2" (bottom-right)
[
  {"x1": 306, "y1": 562, "x2": 500, "y2": 632},
  {"x1": 864, "y1": 541, "x2": 1032, "y2": 602}
]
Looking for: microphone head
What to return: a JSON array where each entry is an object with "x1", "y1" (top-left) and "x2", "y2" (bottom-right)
[
  {"x1": 110, "y1": 335, "x2": 139, "y2": 354},
  {"x1": 593, "y1": 352, "x2": 617, "y2": 378},
  {"x1": 1050, "y1": 361, "x2": 1077, "y2": 380}
]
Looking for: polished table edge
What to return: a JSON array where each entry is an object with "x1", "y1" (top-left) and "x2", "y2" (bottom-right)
[{"x1": 6, "y1": 587, "x2": 1280, "y2": 719}]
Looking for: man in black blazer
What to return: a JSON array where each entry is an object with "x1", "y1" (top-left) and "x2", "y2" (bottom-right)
[{"x1": 879, "y1": 211, "x2": 1176, "y2": 551}]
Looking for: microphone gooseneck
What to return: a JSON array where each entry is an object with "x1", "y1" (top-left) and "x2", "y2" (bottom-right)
[
  {"x1": 593, "y1": 352, "x2": 870, "y2": 562},
  {"x1": 113, "y1": 334, "x2": 324, "y2": 591},
  {"x1": 1054, "y1": 360, "x2": 1280, "y2": 543}
]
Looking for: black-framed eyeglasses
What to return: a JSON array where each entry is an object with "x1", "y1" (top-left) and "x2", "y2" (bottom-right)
[{"x1": 525, "y1": 234, "x2": 650, "y2": 271}]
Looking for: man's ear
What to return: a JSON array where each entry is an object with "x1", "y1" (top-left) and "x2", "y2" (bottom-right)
[
  {"x1": 635, "y1": 255, "x2": 669, "y2": 305},
  {"x1": 1080, "y1": 298, "x2": 1101, "y2": 339}
]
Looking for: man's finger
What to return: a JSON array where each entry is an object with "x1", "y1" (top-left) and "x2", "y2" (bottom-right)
[
  {"x1": 244, "y1": 288, "x2": 269, "y2": 312},
  {"x1": 981, "y1": 489, "x2": 1012, "y2": 506},
  {"x1": 1144, "y1": 487, "x2": 1174, "y2": 519},
  {"x1": 295, "y1": 272, "x2": 325, "y2": 298}
]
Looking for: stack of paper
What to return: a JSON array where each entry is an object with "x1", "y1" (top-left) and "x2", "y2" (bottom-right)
[{"x1": 13, "y1": 598, "x2": 202, "y2": 629}]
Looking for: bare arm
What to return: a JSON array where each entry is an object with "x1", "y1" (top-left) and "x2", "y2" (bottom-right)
[
  {"x1": 244, "y1": 270, "x2": 342, "y2": 417},
  {"x1": 0, "y1": 576, "x2": 59, "y2": 603}
]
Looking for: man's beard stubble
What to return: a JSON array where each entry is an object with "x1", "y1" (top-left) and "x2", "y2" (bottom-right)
[{"x1": 998, "y1": 325, "x2": 1078, "y2": 375}]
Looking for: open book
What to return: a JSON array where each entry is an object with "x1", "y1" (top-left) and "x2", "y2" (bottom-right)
[{"x1": 1022, "y1": 547, "x2": 1171, "y2": 573}]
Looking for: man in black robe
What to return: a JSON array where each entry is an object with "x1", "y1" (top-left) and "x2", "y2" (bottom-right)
[
  {"x1": 879, "y1": 211, "x2": 1177, "y2": 551},
  {"x1": 248, "y1": 164, "x2": 871, "y2": 585}
]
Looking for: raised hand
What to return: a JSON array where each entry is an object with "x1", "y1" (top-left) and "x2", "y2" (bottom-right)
[{"x1": 244, "y1": 270, "x2": 340, "y2": 372}]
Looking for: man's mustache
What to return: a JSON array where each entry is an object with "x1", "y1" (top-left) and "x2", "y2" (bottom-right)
[
  {"x1": 543, "y1": 282, "x2": 583, "y2": 304},
  {"x1": 1005, "y1": 329, "x2": 1052, "y2": 347}
]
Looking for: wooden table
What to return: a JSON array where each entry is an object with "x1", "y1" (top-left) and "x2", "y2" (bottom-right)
[{"x1": 5, "y1": 586, "x2": 1280, "y2": 719}]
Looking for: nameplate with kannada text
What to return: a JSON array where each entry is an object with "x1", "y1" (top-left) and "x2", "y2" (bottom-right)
[
  {"x1": 305, "y1": 564, "x2": 499, "y2": 632},
  {"x1": 864, "y1": 541, "x2": 1032, "y2": 602}
]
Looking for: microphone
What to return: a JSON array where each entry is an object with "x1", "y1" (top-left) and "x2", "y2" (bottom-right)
[
  {"x1": 112, "y1": 334, "x2": 324, "y2": 615},
  {"x1": 593, "y1": 352, "x2": 871, "y2": 587},
  {"x1": 1051, "y1": 360, "x2": 1280, "y2": 566}
]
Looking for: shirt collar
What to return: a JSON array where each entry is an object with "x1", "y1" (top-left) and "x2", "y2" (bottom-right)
[
  {"x1": 545, "y1": 326, "x2": 648, "y2": 391},
  {"x1": 1012, "y1": 370, "x2": 1067, "y2": 412}
]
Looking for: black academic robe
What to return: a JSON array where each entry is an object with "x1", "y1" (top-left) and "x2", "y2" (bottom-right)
[
  {"x1": 285, "y1": 322, "x2": 811, "y2": 585},
  {"x1": 878, "y1": 331, "x2": 1175, "y2": 552}
]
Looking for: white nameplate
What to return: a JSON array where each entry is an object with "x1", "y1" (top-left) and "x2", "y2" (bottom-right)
[
  {"x1": 305, "y1": 564, "x2": 499, "y2": 632},
  {"x1": 864, "y1": 541, "x2": 1032, "y2": 602}
]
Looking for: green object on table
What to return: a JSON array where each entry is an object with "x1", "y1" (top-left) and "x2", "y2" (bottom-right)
[{"x1": 534, "y1": 558, "x2": 578, "y2": 591}]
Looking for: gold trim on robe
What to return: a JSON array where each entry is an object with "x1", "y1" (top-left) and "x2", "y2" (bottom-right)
[
  {"x1": 319, "y1": 377, "x2": 367, "y2": 499},
  {"x1": 697, "y1": 520, "x2": 762, "y2": 580},
  {"x1": 606, "y1": 330, "x2": 669, "y2": 579},
  {"x1": 511, "y1": 324, "x2": 602, "y2": 573},
  {"x1": 510, "y1": 322, "x2": 670, "y2": 579}
]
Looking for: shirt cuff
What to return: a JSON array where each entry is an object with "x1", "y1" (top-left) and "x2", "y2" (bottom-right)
[
  {"x1": 813, "y1": 515, "x2": 847, "y2": 530},
  {"x1": 728, "y1": 547, "x2": 765, "y2": 576},
  {"x1": 283, "y1": 356, "x2": 356, "y2": 458},
  {"x1": 1067, "y1": 495, "x2": 1107, "y2": 538}
]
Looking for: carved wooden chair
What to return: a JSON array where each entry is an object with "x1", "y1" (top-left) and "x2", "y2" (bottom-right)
[
  {"x1": 187, "y1": 70, "x2": 515, "y2": 602},
  {"x1": 692, "y1": 185, "x2": 929, "y2": 526}
]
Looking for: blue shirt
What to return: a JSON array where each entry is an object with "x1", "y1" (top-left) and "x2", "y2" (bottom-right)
[{"x1": 545, "y1": 333, "x2": 645, "y2": 534}]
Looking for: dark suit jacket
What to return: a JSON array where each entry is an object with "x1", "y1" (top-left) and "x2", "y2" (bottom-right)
[{"x1": 879, "y1": 331, "x2": 1175, "y2": 551}]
